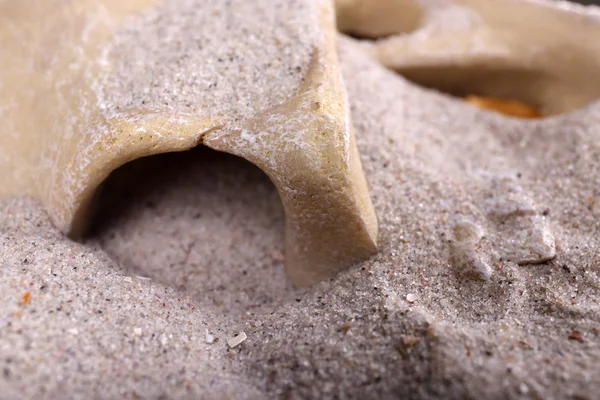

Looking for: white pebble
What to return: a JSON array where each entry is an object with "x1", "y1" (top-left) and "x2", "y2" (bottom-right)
[
  {"x1": 518, "y1": 383, "x2": 529, "y2": 394},
  {"x1": 159, "y1": 334, "x2": 168, "y2": 346},
  {"x1": 205, "y1": 329, "x2": 215, "y2": 344},
  {"x1": 505, "y1": 226, "x2": 556, "y2": 265},
  {"x1": 406, "y1": 293, "x2": 418, "y2": 303},
  {"x1": 123, "y1": 277, "x2": 133, "y2": 284}
]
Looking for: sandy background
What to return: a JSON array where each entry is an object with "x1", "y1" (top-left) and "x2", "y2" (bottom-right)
[{"x1": 1, "y1": 1, "x2": 600, "y2": 399}]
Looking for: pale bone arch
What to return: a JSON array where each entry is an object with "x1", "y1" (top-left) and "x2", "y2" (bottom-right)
[
  {"x1": 0, "y1": 0, "x2": 378, "y2": 287},
  {"x1": 336, "y1": 0, "x2": 600, "y2": 116}
]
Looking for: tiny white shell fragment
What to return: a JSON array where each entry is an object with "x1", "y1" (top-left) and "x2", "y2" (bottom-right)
[{"x1": 227, "y1": 332, "x2": 247, "y2": 348}]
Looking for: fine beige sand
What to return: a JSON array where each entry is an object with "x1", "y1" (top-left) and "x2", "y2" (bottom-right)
[{"x1": 2, "y1": 2, "x2": 600, "y2": 400}]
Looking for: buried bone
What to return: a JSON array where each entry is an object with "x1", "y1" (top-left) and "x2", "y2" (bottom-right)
[{"x1": 0, "y1": 0, "x2": 377, "y2": 287}]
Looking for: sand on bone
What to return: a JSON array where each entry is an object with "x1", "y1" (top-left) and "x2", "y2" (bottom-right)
[
  {"x1": 2, "y1": 7, "x2": 600, "y2": 400},
  {"x1": 99, "y1": 0, "x2": 318, "y2": 124}
]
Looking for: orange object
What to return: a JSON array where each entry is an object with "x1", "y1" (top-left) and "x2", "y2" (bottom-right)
[
  {"x1": 465, "y1": 95, "x2": 542, "y2": 118},
  {"x1": 21, "y1": 291, "x2": 32, "y2": 305}
]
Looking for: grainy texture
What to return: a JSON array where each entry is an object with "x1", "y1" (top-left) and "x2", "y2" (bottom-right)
[
  {"x1": 2, "y1": 0, "x2": 600, "y2": 399},
  {"x1": 101, "y1": 0, "x2": 317, "y2": 123},
  {"x1": 88, "y1": 147, "x2": 290, "y2": 314}
]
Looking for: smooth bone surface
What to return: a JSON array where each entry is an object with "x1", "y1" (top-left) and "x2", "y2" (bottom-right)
[{"x1": 0, "y1": 0, "x2": 378, "y2": 287}]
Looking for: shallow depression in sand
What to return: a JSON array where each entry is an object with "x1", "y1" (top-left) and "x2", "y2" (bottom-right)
[{"x1": 85, "y1": 146, "x2": 291, "y2": 314}]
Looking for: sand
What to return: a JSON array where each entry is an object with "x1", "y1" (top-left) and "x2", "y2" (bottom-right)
[
  {"x1": 100, "y1": 0, "x2": 318, "y2": 124},
  {"x1": 1, "y1": 0, "x2": 600, "y2": 399}
]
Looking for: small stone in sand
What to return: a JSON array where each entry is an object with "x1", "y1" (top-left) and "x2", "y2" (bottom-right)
[
  {"x1": 123, "y1": 277, "x2": 133, "y2": 284},
  {"x1": 450, "y1": 245, "x2": 493, "y2": 281},
  {"x1": 228, "y1": 332, "x2": 247, "y2": 348},
  {"x1": 406, "y1": 294, "x2": 418, "y2": 303},
  {"x1": 509, "y1": 227, "x2": 557, "y2": 265},
  {"x1": 339, "y1": 321, "x2": 352, "y2": 334},
  {"x1": 402, "y1": 336, "x2": 421, "y2": 346},
  {"x1": 452, "y1": 218, "x2": 484, "y2": 244},
  {"x1": 568, "y1": 330, "x2": 584, "y2": 343},
  {"x1": 205, "y1": 329, "x2": 215, "y2": 344},
  {"x1": 271, "y1": 250, "x2": 284, "y2": 263},
  {"x1": 449, "y1": 218, "x2": 492, "y2": 280}
]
